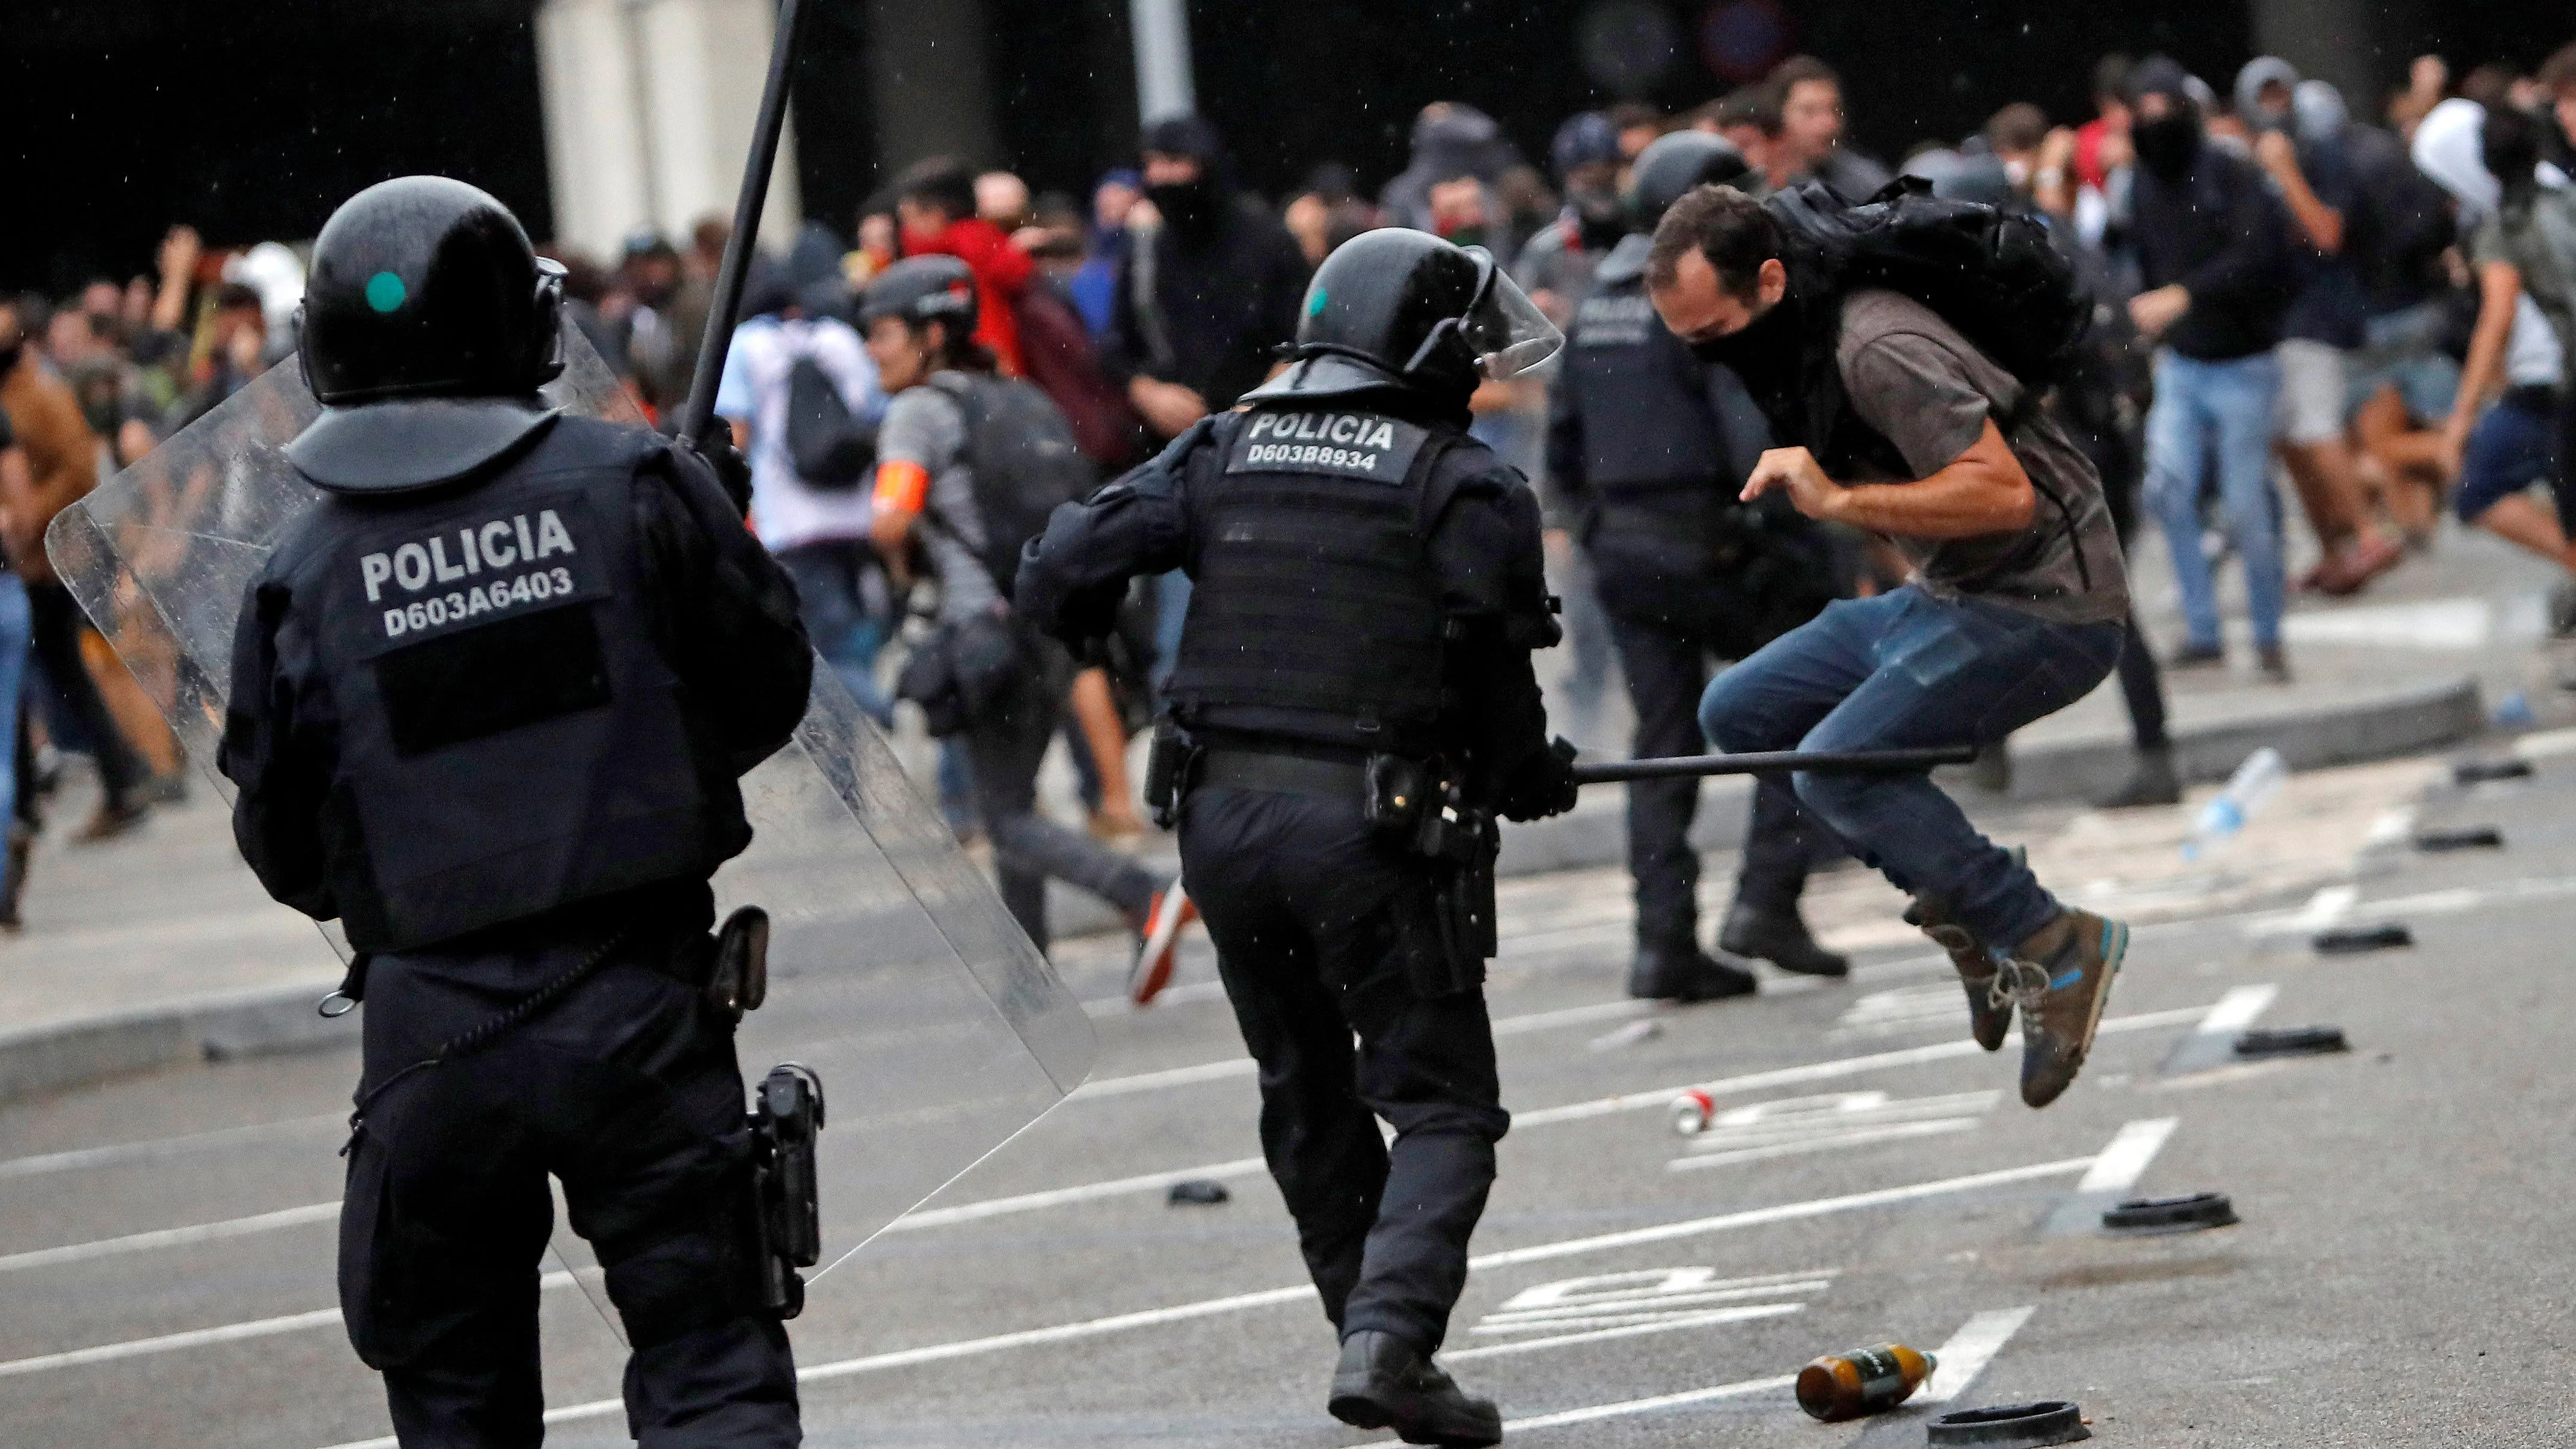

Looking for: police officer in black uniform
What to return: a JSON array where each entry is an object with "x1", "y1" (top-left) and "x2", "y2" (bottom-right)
[
  {"x1": 1550, "y1": 131, "x2": 1848, "y2": 1001},
  {"x1": 1020, "y1": 228, "x2": 1576, "y2": 1448},
  {"x1": 219, "y1": 177, "x2": 813, "y2": 1446}
]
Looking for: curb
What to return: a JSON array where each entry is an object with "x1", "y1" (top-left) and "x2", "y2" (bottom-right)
[{"x1": 0, "y1": 676, "x2": 2482, "y2": 1109}]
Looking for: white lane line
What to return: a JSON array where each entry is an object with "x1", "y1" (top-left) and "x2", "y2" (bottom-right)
[
  {"x1": 2162, "y1": 982, "x2": 2281, "y2": 1076},
  {"x1": 0, "y1": 1307, "x2": 348, "y2": 1380},
  {"x1": 1069, "y1": 999, "x2": 1647, "y2": 1101},
  {"x1": 2077, "y1": 1118, "x2": 2177, "y2": 1195},
  {"x1": 1919, "y1": 1305, "x2": 2035, "y2": 1403},
  {"x1": 2195, "y1": 984, "x2": 2280, "y2": 1035},
  {"x1": 1504, "y1": 1373, "x2": 1797, "y2": 1432},
  {"x1": 0, "y1": 1201, "x2": 339, "y2": 1274},
  {"x1": 1448, "y1": 1303, "x2": 1803, "y2": 1362},
  {"x1": 1666, "y1": 1118, "x2": 1980, "y2": 1172},
  {"x1": 317, "y1": 1138, "x2": 2129, "y2": 1444},
  {"x1": 0, "y1": 1112, "x2": 344, "y2": 1181}
]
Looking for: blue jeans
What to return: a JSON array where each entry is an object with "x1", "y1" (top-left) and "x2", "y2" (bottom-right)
[
  {"x1": 0, "y1": 574, "x2": 28, "y2": 829},
  {"x1": 2144, "y1": 350, "x2": 2285, "y2": 651},
  {"x1": 1699, "y1": 587, "x2": 2123, "y2": 948},
  {"x1": 771, "y1": 540, "x2": 892, "y2": 725}
]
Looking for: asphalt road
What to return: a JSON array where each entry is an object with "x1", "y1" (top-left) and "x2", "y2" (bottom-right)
[{"x1": 4, "y1": 742, "x2": 2574, "y2": 1448}]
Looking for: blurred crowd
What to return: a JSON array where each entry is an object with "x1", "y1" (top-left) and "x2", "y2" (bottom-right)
[{"x1": 8, "y1": 34, "x2": 2576, "y2": 934}]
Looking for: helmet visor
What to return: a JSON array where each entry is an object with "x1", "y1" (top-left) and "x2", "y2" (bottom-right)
[{"x1": 1458, "y1": 248, "x2": 1565, "y2": 380}]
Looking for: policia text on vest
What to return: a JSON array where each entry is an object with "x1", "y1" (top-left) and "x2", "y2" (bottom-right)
[
  {"x1": 1235, "y1": 410, "x2": 1419, "y2": 481},
  {"x1": 358, "y1": 502, "x2": 590, "y2": 643}
]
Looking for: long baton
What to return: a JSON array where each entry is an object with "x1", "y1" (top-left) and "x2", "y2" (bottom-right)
[
  {"x1": 1569, "y1": 744, "x2": 1980, "y2": 786},
  {"x1": 675, "y1": 0, "x2": 813, "y2": 445}
]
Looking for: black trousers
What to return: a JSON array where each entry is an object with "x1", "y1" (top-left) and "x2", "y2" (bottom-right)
[
  {"x1": 343, "y1": 921, "x2": 799, "y2": 1448},
  {"x1": 1179, "y1": 782, "x2": 1510, "y2": 1354},
  {"x1": 1604, "y1": 608, "x2": 1827, "y2": 953},
  {"x1": 26, "y1": 581, "x2": 145, "y2": 807}
]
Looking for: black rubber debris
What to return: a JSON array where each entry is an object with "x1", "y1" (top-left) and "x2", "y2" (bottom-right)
[
  {"x1": 2453, "y1": 758, "x2": 2533, "y2": 785},
  {"x1": 2314, "y1": 922, "x2": 2412, "y2": 954},
  {"x1": 2102, "y1": 1192, "x2": 2238, "y2": 1233},
  {"x1": 2413, "y1": 826, "x2": 2504, "y2": 851},
  {"x1": 1927, "y1": 1401, "x2": 2091, "y2": 1447},
  {"x1": 2235, "y1": 1025, "x2": 2349, "y2": 1058},
  {"x1": 1166, "y1": 1179, "x2": 1231, "y2": 1206}
]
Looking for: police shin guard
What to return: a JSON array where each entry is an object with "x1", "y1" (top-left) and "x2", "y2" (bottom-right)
[{"x1": 746, "y1": 1064, "x2": 824, "y2": 1317}]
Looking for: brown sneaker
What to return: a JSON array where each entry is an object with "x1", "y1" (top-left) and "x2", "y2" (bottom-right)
[
  {"x1": 2002, "y1": 907, "x2": 2130, "y2": 1108},
  {"x1": 73, "y1": 799, "x2": 148, "y2": 845}
]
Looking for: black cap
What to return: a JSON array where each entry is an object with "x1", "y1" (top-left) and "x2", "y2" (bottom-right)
[
  {"x1": 286, "y1": 176, "x2": 564, "y2": 494},
  {"x1": 1626, "y1": 132, "x2": 1752, "y2": 232}
]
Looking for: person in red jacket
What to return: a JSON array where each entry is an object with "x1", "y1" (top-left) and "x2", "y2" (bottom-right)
[{"x1": 894, "y1": 158, "x2": 1032, "y2": 376}]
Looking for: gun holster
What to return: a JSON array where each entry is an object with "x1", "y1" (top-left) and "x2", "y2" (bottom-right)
[
  {"x1": 1388, "y1": 767, "x2": 1499, "y2": 998},
  {"x1": 1142, "y1": 720, "x2": 1203, "y2": 830},
  {"x1": 746, "y1": 1062, "x2": 824, "y2": 1319},
  {"x1": 704, "y1": 905, "x2": 771, "y2": 1026}
]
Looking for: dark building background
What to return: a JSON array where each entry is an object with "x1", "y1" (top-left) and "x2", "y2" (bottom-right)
[{"x1": 6, "y1": 0, "x2": 2571, "y2": 291}]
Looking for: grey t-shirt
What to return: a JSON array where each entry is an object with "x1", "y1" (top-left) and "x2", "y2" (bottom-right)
[
  {"x1": 878, "y1": 373, "x2": 1000, "y2": 622},
  {"x1": 1835, "y1": 289, "x2": 2129, "y2": 624}
]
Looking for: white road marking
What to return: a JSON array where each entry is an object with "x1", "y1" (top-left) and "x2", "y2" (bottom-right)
[
  {"x1": 1449, "y1": 1303, "x2": 1804, "y2": 1361},
  {"x1": 2279, "y1": 595, "x2": 2491, "y2": 649},
  {"x1": 1498, "y1": 1374, "x2": 1799, "y2": 1433},
  {"x1": 0, "y1": 1112, "x2": 344, "y2": 1181},
  {"x1": 1068, "y1": 999, "x2": 1647, "y2": 1101},
  {"x1": 1919, "y1": 1305, "x2": 2035, "y2": 1402},
  {"x1": 2515, "y1": 726, "x2": 2576, "y2": 760},
  {"x1": 315, "y1": 1137, "x2": 2137, "y2": 1445},
  {"x1": 1473, "y1": 1268, "x2": 1830, "y2": 1333},
  {"x1": 0, "y1": 1201, "x2": 339, "y2": 1274},
  {"x1": 2196, "y1": 984, "x2": 2281, "y2": 1035},
  {"x1": 1669, "y1": 1090, "x2": 1999, "y2": 1173},
  {"x1": 1832, "y1": 982, "x2": 1973, "y2": 1039},
  {"x1": 2076, "y1": 1118, "x2": 2178, "y2": 1195}
]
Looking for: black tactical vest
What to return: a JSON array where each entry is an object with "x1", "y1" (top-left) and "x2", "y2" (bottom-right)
[
  {"x1": 1563, "y1": 270, "x2": 1729, "y2": 498},
  {"x1": 1166, "y1": 406, "x2": 1456, "y2": 752},
  {"x1": 270, "y1": 417, "x2": 737, "y2": 951}
]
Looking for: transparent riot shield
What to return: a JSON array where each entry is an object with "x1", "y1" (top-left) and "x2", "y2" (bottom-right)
[{"x1": 46, "y1": 331, "x2": 1097, "y2": 1333}]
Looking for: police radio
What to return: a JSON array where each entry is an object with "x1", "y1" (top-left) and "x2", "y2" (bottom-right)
[{"x1": 747, "y1": 1062, "x2": 824, "y2": 1317}]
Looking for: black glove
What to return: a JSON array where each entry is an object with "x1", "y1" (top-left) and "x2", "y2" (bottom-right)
[
  {"x1": 687, "y1": 420, "x2": 755, "y2": 518},
  {"x1": 1496, "y1": 736, "x2": 1580, "y2": 823}
]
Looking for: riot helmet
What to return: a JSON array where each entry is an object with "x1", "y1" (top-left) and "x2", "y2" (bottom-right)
[
  {"x1": 858, "y1": 255, "x2": 979, "y2": 336},
  {"x1": 1625, "y1": 132, "x2": 1753, "y2": 232},
  {"x1": 286, "y1": 176, "x2": 566, "y2": 494},
  {"x1": 1245, "y1": 228, "x2": 1562, "y2": 405}
]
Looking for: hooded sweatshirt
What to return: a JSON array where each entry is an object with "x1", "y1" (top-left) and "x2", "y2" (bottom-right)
[
  {"x1": 1109, "y1": 117, "x2": 1311, "y2": 412},
  {"x1": 2126, "y1": 57, "x2": 2292, "y2": 361},
  {"x1": 2412, "y1": 99, "x2": 2566, "y2": 388}
]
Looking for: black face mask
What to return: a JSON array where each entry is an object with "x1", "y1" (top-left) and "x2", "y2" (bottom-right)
[
  {"x1": 1689, "y1": 292, "x2": 1802, "y2": 383},
  {"x1": 1148, "y1": 177, "x2": 1221, "y2": 241},
  {"x1": 1570, "y1": 186, "x2": 1625, "y2": 250},
  {"x1": 2132, "y1": 111, "x2": 2202, "y2": 180}
]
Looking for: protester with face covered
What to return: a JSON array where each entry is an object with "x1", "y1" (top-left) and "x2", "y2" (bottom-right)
[
  {"x1": 2237, "y1": 57, "x2": 2406, "y2": 598},
  {"x1": 2124, "y1": 55, "x2": 2296, "y2": 680},
  {"x1": 1513, "y1": 112, "x2": 1630, "y2": 325},
  {"x1": 1378, "y1": 103, "x2": 1519, "y2": 237},
  {"x1": 1104, "y1": 115, "x2": 1310, "y2": 446}
]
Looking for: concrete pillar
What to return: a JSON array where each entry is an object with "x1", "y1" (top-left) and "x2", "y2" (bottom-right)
[
  {"x1": 2249, "y1": 0, "x2": 2391, "y2": 116},
  {"x1": 864, "y1": 0, "x2": 1000, "y2": 173},
  {"x1": 535, "y1": 0, "x2": 801, "y2": 259},
  {"x1": 1130, "y1": 0, "x2": 1195, "y2": 123}
]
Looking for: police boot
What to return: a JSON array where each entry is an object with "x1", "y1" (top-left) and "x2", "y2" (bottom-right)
[
  {"x1": 1329, "y1": 1330, "x2": 1503, "y2": 1447},
  {"x1": 1627, "y1": 946, "x2": 1755, "y2": 1003},
  {"x1": 1717, "y1": 903, "x2": 1848, "y2": 978}
]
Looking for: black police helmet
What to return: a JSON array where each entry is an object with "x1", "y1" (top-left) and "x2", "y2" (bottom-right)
[
  {"x1": 858, "y1": 254, "x2": 979, "y2": 337},
  {"x1": 286, "y1": 176, "x2": 566, "y2": 495},
  {"x1": 1245, "y1": 228, "x2": 1562, "y2": 406},
  {"x1": 1625, "y1": 132, "x2": 1753, "y2": 232}
]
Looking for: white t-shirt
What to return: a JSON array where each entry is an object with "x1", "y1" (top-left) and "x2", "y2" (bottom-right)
[{"x1": 714, "y1": 315, "x2": 886, "y2": 551}]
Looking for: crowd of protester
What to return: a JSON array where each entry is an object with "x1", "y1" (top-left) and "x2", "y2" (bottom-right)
[{"x1": 10, "y1": 35, "x2": 2576, "y2": 942}]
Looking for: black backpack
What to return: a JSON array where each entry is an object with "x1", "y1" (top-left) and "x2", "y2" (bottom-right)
[
  {"x1": 1767, "y1": 176, "x2": 2093, "y2": 393},
  {"x1": 784, "y1": 352, "x2": 876, "y2": 489},
  {"x1": 928, "y1": 373, "x2": 1098, "y2": 600}
]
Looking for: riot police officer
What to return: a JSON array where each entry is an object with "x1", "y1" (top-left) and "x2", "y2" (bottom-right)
[
  {"x1": 1548, "y1": 130, "x2": 1848, "y2": 1000},
  {"x1": 1019, "y1": 228, "x2": 1577, "y2": 1447},
  {"x1": 219, "y1": 177, "x2": 812, "y2": 1445}
]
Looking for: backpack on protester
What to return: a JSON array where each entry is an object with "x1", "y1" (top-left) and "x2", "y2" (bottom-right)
[
  {"x1": 1767, "y1": 175, "x2": 2094, "y2": 394},
  {"x1": 783, "y1": 351, "x2": 876, "y2": 489},
  {"x1": 927, "y1": 372, "x2": 1099, "y2": 599},
  {"x1": 1011, "y1": 282, "x2": 1151, "y2": 472}
]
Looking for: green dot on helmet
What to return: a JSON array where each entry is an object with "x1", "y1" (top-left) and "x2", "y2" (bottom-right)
[
  {"x1": 364, "y1": 272, "x2": 408, "y2": 313},
  {"x1": 1306, "y1": 288, "x2": 1328, "y2": 318}
]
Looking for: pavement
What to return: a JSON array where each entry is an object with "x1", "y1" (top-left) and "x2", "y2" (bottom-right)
[{"x1": 5, "y1": 722, "x2": 2576, "y2": 1446}]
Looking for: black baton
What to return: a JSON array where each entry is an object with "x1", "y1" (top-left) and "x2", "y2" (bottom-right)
[
  {"x1": 675, "y1": 0, "x2": 814, "y2": 444},
  {"x1": 1569, "y1": 744, "x2": 1981, "y2": 785}
]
